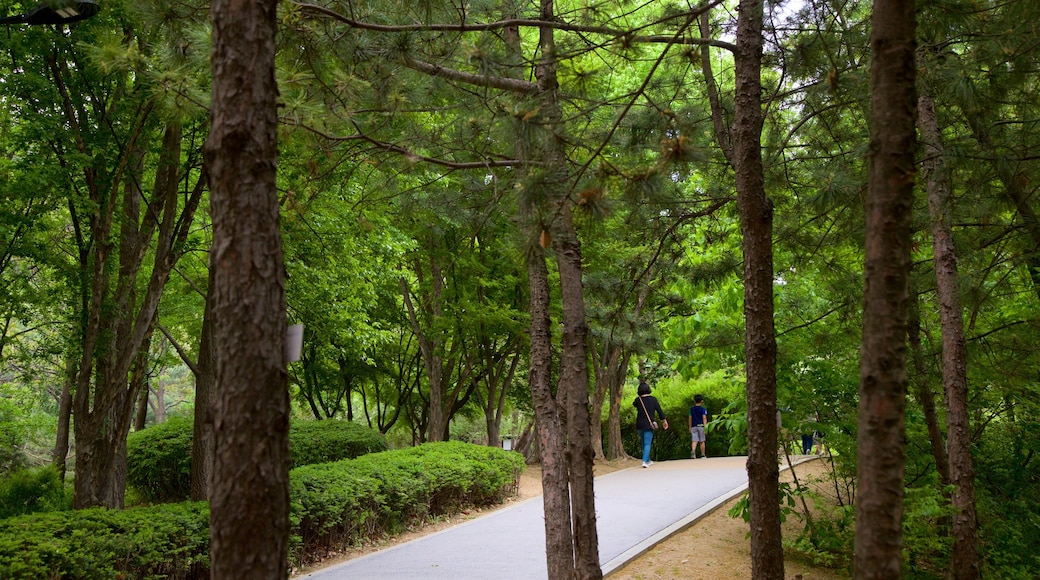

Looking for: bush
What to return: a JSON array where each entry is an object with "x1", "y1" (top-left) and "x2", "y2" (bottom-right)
[
  {"x1": 0, "y1": 400, "x2": 28, "y2": 476},
  {"x1": 0, "y1": 466, "x2": 69, "y2": 519},
  {"x1": 287, "y1": 420, "x2": 389, "y2": 469},
  {"x1": 0, "y1": 502, "x2": 209, "y2": 580},
  {"x1": 289, "y1": 441, "x2": 524, "y2": 566},
  {"x1": 0, "y1": 441, "x2": 522, "y2": 579},
  {"x1": 127, "y1": 418, "x2": 389, "y2": 503},
  {"x1": 126, "y1": 417, "x2": 194, "y2": 503}
]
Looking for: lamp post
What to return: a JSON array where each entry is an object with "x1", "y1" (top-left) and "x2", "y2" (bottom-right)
[{"x1": 0, "y1": 0, "x2": 99, "y2": 25}]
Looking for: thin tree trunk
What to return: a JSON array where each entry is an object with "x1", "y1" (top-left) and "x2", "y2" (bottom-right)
[
  {"x1": 205, "y1": 0, "x2": 289, "y2": 576},
  {"x1": 855, "y1": 1, "x2": 916, "y2": 577},
  {"x1": 606, "y1": 350, "x2": 632, "y2": 459},
  {"x1": 918, "y1": 92, "x2": 980, "y2": 580},
  {"x1": 52, "y1": 353, "x2": 75, "y2": 482},
  {"x1": 732, "y1": 1, "x2": 783, "y2": 577},
  {"x1": 907, "y1": 289, "x2": 951, "y2": 487},
  {"x1": 190, "y1": 282, "x2": 216, "y2": 502}
]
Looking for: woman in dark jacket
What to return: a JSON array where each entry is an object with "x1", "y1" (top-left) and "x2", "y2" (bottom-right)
[{"x1": 633, "y1": 381, "x2": 668, "y2": 467}]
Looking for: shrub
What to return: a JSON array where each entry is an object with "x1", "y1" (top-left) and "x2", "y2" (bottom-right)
[
  {"x1": 289, "y1": 441, "x2": 524, "y2": 566},
  {"x1": 127, "y1": 418, "x2": 389, "y2": 503},
  {"x1": 287, "y1": 420, "x2": 389, "y2": 469},
  {"x1": 0, "y1": 502, "x2": 209, "y2": 580},
  {"x1": 126, "y1": 417, "x2": 194, "y2": 503},
  {"x1": 0, "y1": 466, "x2": 69, "y2": 519},
  {"x1": 0, "y1": 441, "x2": 522, "y2": 579}
]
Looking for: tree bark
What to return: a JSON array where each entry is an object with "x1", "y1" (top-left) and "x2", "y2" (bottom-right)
[
  {"x1": 907, "y1": 289, "x2": 951, "y2": 487},
  {"x1": 855, "y1": 1, "x2": 916, "y2": 577},
  {"x1": 52, "y1": 353, "x2": 75, "y2": 482},
  {"x1": 205, "y1": 0, "x2": 290, "y2": 576},
  {"x1": 732, "y1": 1, "x2": 783, "y2": 577},
  {"x1": 554, "y1": 204, "x2": 601, "y2": 579},
  {"x1": 526, "y1": 244, "x2": 575, "y2": 579},
  {"x1": 190, "y1": 279, "x2": 216, "y2": 502},
  {"x1": 918, "y1": 92, "x2": 980, "y2": 580}
]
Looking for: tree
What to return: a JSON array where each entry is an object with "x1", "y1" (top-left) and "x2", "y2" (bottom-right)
[
  {"x1": 855, "y1": 0, "x2": 917, "y2": 577},
  {"x1": 917, "y1": 90, "x2": 979, "y2": 579},
  {"x1": 205, "y1": 0, "x2": 290, "y2": 576}
]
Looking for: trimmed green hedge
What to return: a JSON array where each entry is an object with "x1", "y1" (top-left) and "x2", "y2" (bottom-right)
[
  {"x1": 0, "y1": 442, "x2": 523, "y2": 579},
  {"x1": 290, "y1": 441, "x2": 524, "y2": 565},
  {"x1": 126, "y1": 418, "x2": 389, "y2": 503},
  {"x1": 0, "y1": 502, "x2": 209, "y2": 580}
]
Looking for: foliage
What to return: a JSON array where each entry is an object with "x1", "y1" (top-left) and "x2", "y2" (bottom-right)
[
  {"x1": 126, "y1": 418, "x2": 389, "y2": 503},
  {"x1": 0, "y1": 441, "x2": 521, "y2": 579},
  {"x1": 125, "y1": 417, "x2": 195, "y2": 503},
  {"x1": 0, "y1": 399, "x2": 28, "y2": 475},
  {"x1": 288, "y1": 441, "x2": 524, "y2": 567},
  {"x1": 288, "y1": 420, "x2": 390, "y2": 468},
  {"x1": 0, "y1": 466, "x2": 69, "y2": 519},
  {"x1": 0, "y1": 501, "x2": 210, "y2": 580}
]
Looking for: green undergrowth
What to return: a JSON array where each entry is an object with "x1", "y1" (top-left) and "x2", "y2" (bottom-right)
[
  {"x1": 126, "y1": 417, "x2": 389, "y2": 503},
  {"x1": 0, "y1": 441, "x2": 523, "y2": 579}
]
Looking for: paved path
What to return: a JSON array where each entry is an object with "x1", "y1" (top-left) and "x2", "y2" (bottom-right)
[{"x1": 299, "y1": 456, "x2": 753, "y2": 580}]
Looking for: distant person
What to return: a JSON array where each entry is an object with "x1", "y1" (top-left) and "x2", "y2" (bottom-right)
[
  {"x1": 801, "y1": 432, "x2": 815, "y2": 455},
  {"x1": 633, "y1": 381, "x2": 668, "y2": 468},
  {"x1": 689, "y1": 394, "x2": 709, "y2": 459},
  {"x1": 802, "y1": 412, "x2": 827, "y2": 455}
]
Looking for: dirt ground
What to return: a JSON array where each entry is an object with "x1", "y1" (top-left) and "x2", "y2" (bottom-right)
[
  {"x1": 608, "y1": 456, "x2": 850, "y2": 579},
  {"x1": 294, "y1": 456, "x2": 850, "y2": 579}
]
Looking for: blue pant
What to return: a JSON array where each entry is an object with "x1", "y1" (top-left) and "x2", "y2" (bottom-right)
[{"x1": 640, "y1": 429, "x2": 654, "y2": 463}]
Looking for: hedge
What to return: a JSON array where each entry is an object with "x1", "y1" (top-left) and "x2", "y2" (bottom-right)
[
  {"x1": 0, "y1": 502, "x2": 209, "y2": 580},
  {"x1": 126, "y1": 418, "x2": 389, "y2": 503},
  {"x1": 0, "y1": 441, "x2": 524, "y2": 579}
]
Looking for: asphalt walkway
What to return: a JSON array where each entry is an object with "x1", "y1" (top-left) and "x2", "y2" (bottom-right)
[{"x1": 299, "y1": 455, "x2": 754, "y2": 580}]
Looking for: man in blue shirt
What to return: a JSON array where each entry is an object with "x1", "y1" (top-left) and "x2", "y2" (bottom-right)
[{"x1": 689, "y1": 394, "x2": 709, "y2": 459}]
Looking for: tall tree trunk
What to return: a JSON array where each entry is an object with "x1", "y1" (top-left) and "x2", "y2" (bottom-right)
[
  {"x1": 732, "y1": 1, "x2": 783, "y2": 577},
  {"x1": 190, "y1": 282, "x2": 216, "y2": 502},
  {"x1": 52, "y1": 353, "x2": 76, "y2": 482},
  {"x1": 205, "y1": 0, "x2": 289, "y2": 576},
  {"x1": 555, "y1": 204, "x2": 601, "y2": 580},
  {"x1": 918, "y1": 92, "x2": 980, "y2": 580},
  {"x1": 401, "y1": 268, "x2": 449, "y2": 442},
  {"x1": 907, "y1": 289, "x2": 951, "y2": 487},
  {"x1": 855, "y1": 1, "x2": 916, "y2": 577},
  {"x1": 606, "y1": 350, "x2": 631, "y2": 459},
  {"x1": 131, "y1": 330, "x2": 155, "y2": 431},
  {"x1": 526, "y1": 244, "x2": 574, "y2": 579}
]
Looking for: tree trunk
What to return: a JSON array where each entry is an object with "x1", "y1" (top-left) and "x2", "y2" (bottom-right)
[
  {"x1": 606, "y1": 352, "x2": 631, "y2": 459},
  {"x1": 401, "y1": 270, "x2": 449, "y2": 442},
  {"x1": 855, "y1": 1, "x2": 916, "y2": 577},
  {"x1": 918, "y1": 92, "x2": 980, "y2": 580},
  {"x1": 555, "y1": 204, "x2": 601, "y2": 580},
  {"x1": 73, "y1": 386, "x2": 136, "y2": 507},
  {"x1": 132, "y1": 330, "x2": 155, "y2": 431},
  {"x1": 205, "y1": 0, "x2": 289, "y2": 576},
  {"x1": 907, "y1": 289, "x2": 951, "y2": 487},
  {"x1": 190, "y1": 282, "x2": 216, "y2": 502},
  {"x1": 527, "y1": 244, "x2": 575, "y2": 579},
  {"x1": 52, "y1": 353, "x2": 75, "y2": 482},
  {"x1": 732, "y1": 1, "x2": 783, "y2": 577}
]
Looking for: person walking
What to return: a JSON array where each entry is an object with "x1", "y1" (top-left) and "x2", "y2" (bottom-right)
[
  {"x1": 689, "y1": 394, "x2": 709, "y2": 459},
  {"x1": 633, "y1": 381, "x2": 668, "y2": 468}
]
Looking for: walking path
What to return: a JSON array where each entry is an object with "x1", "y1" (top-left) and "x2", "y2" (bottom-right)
[{"x1": 299, "y1": 456, "x2": 758, "y2": 580}]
